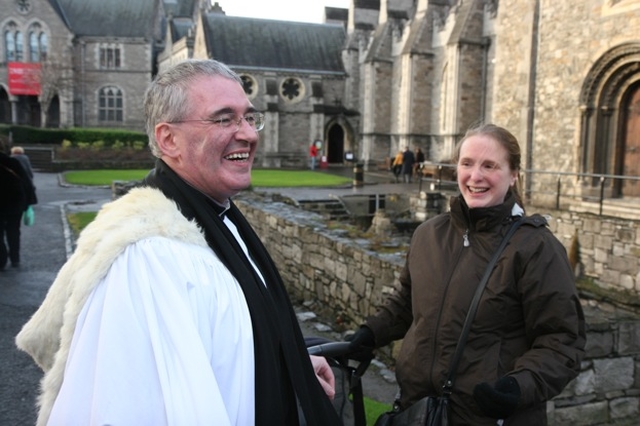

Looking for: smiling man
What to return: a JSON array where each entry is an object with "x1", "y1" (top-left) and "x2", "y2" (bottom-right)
[{"x1": 16, "y1": 59, "x2": 339, "y2": 426}]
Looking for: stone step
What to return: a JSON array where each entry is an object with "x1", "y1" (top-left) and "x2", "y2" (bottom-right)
[
  {"x1": 23, "y1": 146, "x2": 55, "y2": 171},
  {"x1": 297, "y1": 198, "x2": 350, "y2": 220}
]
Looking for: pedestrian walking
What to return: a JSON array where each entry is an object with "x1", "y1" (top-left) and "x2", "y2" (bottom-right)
[
  {"x1": 401, "y1": 146, "x2": 415, "y2": 183},
  {"x1": 11, "y1": 146, "x2": 34, "y2": 181},
  {"x1": 0, "y1": 138, "x2": 36, "y2": 270}
]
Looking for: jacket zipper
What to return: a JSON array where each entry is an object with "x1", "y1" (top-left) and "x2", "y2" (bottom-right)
[{"x1": 429, "y1": 232, "x2": 467, "y2": 392}]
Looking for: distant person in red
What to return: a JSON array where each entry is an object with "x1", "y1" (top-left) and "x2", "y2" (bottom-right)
[{"x1": 310, "y1": 141, "x2": 319, "y2": 170}]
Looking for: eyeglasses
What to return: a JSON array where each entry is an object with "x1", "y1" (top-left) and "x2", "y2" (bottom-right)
[{"x1": 168, "y1": 112, "x2": 265, "y2": 132}]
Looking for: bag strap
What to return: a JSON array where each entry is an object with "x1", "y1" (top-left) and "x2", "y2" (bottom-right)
[
  {"x1": 0, "y1": 162, "x2": 19, "y2": 178},
  {"x1": 442, "y1": 218, "x2": 523, "y2": 395}
]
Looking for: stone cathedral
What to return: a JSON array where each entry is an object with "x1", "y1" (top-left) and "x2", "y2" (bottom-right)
[
  {"x1": 1, "y1": 0, "x2": 639, "y2": 207},
  {"x1": 344, "y1": 0, "x2": 640, "y2": 210}
]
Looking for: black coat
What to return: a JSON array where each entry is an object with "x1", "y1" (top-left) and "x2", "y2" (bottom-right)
[{"x1": 0, "y1": 153, "x2": 36, "y2": 215}]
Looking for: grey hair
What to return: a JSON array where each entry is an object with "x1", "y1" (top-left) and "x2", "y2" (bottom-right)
[{"x1": 144, "y1": 59, "x2": 242, "y2": 157}]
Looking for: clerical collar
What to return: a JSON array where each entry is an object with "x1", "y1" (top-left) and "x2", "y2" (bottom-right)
[
  {"x1": 206, "y1": 197, "x2": 230, "y2": 218},
  {"x1": 176, "y1": 173, "x2": 229, "y2": 218}
]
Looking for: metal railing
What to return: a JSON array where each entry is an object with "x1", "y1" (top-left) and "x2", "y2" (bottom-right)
[
  {"x1": 417, "y1": 163, "x2": 640, "y2": 218},
  {"x1": 522, "y1": 169, "x2": 640, "y2": 216}
]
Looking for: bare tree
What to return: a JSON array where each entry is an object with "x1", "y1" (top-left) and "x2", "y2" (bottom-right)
[{"x1": 37, "y1": 59, "x2": 73, "y2": 127}]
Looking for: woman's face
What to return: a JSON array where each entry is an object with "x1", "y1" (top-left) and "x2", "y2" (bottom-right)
[{"x1": 456, "y1": 134, "x2": 518, "y2": 209}]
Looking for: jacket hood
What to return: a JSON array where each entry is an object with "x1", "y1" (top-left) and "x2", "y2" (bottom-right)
[{"x1": 450, "y1": 190, "x2": 517, "y2": 231}]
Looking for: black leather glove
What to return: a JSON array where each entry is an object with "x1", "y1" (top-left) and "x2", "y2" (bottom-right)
[
  {"x1": 473, "y1": 376, "x2": 521, "y2": 419},
  {"x1": 344, "y1": 326, "x2": 375, "y2": 361}
]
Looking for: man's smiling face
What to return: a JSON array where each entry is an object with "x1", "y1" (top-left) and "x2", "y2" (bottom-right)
[{"x1": 157, "y1": 75, "x2": 260, "y2": 203}]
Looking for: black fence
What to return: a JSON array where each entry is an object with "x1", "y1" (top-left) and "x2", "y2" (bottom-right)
[{"x1": 416, "y1": 162, "x2": 640, "y2": 218}]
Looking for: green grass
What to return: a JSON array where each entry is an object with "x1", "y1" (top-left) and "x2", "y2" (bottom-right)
[
  {"x1": 364, "y1": 396, "x2": 392, "y2": 425},
  {"x1": 63, "y1": 169, "x2": 352, "y2": 187},
  {"x1": 67, "y1": 211, "x2": 97, "y2": 237},
  {"x1": 251, "y1": 169, "x2": 351, "y2": 187},
  {"x1": 64, "y1": 169, "x2": 149, "y2": 185}
]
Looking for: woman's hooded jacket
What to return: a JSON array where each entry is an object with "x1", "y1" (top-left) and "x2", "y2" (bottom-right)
[{"x1": 366, "y1": 192, "x2": 585, "y2": 425}]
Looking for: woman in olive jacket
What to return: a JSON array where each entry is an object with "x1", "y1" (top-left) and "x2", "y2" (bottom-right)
[{"x1": 349, "y1": 124, "x2": 586, "y2": 425}]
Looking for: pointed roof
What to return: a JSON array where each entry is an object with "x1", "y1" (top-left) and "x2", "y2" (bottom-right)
[
  {"x1": 163, "y1": 0, "x2": 197, "y2": 18},
  {"x1": 54, "y1": 0, "x2": 159, "y2": 38},
  {"x1": 201, "y1": 14, "x2": 346, "y2": 75}
]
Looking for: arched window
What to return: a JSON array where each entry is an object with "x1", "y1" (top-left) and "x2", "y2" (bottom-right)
[
  {"x1": 29, "y1": 32, "x2": 38, "y2": 61},
  {"x1": 27, "y1": 24, "x2": 48, "y2": 62},
  {"x1": 15, "y1": 32, "x2": 24, "y2": 61},
  {"x1": 99, "y1": 86, "x2": 123, "y2": 122},
  {"x1": 39, "y1": 33, "x2": 48, "y2": 61},
  {"x1": 5, "y1": 31, "x2": 15, "y2": 61}
]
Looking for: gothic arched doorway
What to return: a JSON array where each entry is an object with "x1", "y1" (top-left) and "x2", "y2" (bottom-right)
[
  {"x1": 15, "y1": 95, "x2": 41, "y2": 126},
  {"x1": 579, "y1": 42, "x2": 640, "y2": 198},
  {"x1": 46, "y1": 95, "x2": 60, "y2": 128},
  {"x1": 327, "y1": 123, "x2": 344, "y2": 164},
  {"x1": 620, "y1": 83, "x2": 640, "y2": 197}
]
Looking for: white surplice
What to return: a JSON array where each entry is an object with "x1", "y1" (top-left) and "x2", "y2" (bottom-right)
[{"x1": 48, "y1": 236, "x2": 255, "y2": 426}]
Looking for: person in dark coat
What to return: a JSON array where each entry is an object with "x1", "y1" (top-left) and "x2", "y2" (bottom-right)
[
  {"x1": 11, "y1": 146, "x2": 34, "y2": 181},
  {"x1": 413, "y1": 147, "x2": 425, "y2": 179},
  {"x1": 348, "y1": 124, "x2": 585, "y2": 425},
  {"x1": 401, "y1": 146, "x2": 415, "y2": 183},
  {"x1": 0, "y1": 138, "x2": 36, "y2": 269}
]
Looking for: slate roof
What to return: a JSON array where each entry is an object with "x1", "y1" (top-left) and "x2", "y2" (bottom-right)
[
  {"x1": 170, "y1": 18, "x2": 194, "y2": 41},
  {"x1": 201, "y1": 14, "x2": 346, "y2": 75},
  {"x1": 53, "y1": 0, "x2": 159, "y2": 38},
  {"x1": 163, "y1": 0, "x2": 197, "y2": 18}
]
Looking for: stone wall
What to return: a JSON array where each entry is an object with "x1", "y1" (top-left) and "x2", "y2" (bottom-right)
[
  {"x1": 492, "y1": 0, "x2": 640, "y2": 179},
  {"x1": 236, "y1": 192, "x2": 640, "y2": 425},
  {"x1": 530, "y1": 207, "x2": 640, "y2": 295}
]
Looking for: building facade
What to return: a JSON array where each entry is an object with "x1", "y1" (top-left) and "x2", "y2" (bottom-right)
[
  {"x1": 0, "y1": 0, "x2": 164, "y2": 130},
  {"x1": 1, "y1": 0, "x2": 639, "y2": 204},
  {"x1": 347, "y1": 0, "x2": 640, "y2": 214}
]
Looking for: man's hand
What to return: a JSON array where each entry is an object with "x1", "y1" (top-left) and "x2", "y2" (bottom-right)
[{"x1": 310, "y1": 355, "x2": 335, "y2": 400}]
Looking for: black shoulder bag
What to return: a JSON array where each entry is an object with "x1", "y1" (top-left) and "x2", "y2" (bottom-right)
[{"x1": 375, "y1": 219, "x2": 523, "y2": 426}]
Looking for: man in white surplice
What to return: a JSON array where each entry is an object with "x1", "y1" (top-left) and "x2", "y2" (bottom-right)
[{"x1": 16, "y1": 60, "x2": 340, "y2": 426}]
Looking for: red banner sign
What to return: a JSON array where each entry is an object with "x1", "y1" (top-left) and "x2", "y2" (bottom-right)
[{"x1": 8, "y1": 62, "x2": 41, "y2": 95}]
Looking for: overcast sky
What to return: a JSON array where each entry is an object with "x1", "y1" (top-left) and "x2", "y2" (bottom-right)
[{"x1": 215, "y1": 0, "x2": 350, "y2": 23}]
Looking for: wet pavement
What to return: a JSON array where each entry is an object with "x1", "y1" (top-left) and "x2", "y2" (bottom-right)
[
  {"x1": 0, "y1": 172, "x2": 111, "y2": 426},
  {"x1": 0, "y1": 168, "x2": 410, "y2": 424}
]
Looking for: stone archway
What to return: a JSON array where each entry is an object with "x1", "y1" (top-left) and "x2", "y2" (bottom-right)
[
  {"x1": 327, "y1": 123, "x2": 345, "y2": 164},
  {"x1": 579, "y1": 42, "x2": 640, "y2": 197},
  {"x1": 46, "y1": 94, "x2": 60, "y2": 128}
]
